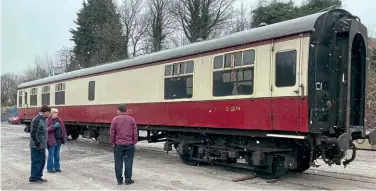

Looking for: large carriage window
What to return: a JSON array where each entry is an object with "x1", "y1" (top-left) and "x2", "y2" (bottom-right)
[
  {"x1": 88, "y1": 81, "x2": 95, "y2": 101},
  {"x1": 164, "y1": 60, "x2": 194, "y2": 99},
  {"x1": 30, "y1": 88, "x2": 38, "y2": 106},
  {"x1": 213, "y1": 49, "x2": 255, "y2": 97},
  {"x1": 55, "y1": 83, "x2": 66, "y2": 105},
  {"x1": 41, "y1": 86, "x2": 50, "y2": 105},
  {"x1": 18, "y1": 90, "x2": 23, "y2": 107},
  {"x1": 275, "y1": 50, "x2": 297, "y2": 87}
]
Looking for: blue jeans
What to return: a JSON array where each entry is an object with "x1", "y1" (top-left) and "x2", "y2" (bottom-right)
[
  {"x1": 114, "y1": 145, "x2": 135, "y2": 183},
  {"x1": 29, "y1": 147, "x2": 46, "y2": 181},
  {"x1": 47, "y1": 140, "x2": 61, "y2": 171}
]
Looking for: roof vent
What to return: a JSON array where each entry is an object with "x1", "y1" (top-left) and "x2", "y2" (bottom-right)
[{"x1": 259, "y1": 22, "x2": 267, "y2": 27}]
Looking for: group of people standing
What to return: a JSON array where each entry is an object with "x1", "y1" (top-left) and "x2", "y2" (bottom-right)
[
  {"x1": 28, "y1": 104, "x2": 138, "y2": 186},
  {"x1": 28, "y1": 105, "x2": 66, "y2": 183}
]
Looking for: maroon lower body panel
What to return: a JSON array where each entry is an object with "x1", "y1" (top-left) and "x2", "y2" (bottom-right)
[{"x1": 18, "y1": 97, "x2": 309, "y2": 132}]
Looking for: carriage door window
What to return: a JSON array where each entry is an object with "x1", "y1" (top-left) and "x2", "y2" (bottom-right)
[{"x1": 275, "y1": 50, "x2": 297, "y2": 87}]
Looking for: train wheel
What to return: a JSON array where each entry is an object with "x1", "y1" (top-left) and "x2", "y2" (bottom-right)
[
  {"x1": 292, "y1": 159, "x2": 310, "y2": 173},
  {"x1": 71, "y1": 131, "x2": 80, "y2": 140},
  {"x1": 24, "y1": 125, "x2": 31, "y2": 133},
  {"x1": 292, "y1": 149, "x2": 311, "y2": 173},
  {"x1": 256, "y1": 155, "x2": 287, "y2": 180},
  {"x1": 179, "y1": 154, "x2": 198, "y2": 166}
]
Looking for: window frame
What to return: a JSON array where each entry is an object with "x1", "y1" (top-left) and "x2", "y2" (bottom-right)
[
  {"x1": 24, "y1": 91, "x2": 28, "y2": 105},
  {"x1": 164, "y1": 60, "x2": 195, "y2": 100},
  {"x1": 41, "y1": 85, "x2": 51, "y2": 105},
  {"x1": 18, "y1": 90, "x2": 23, "y2": 107},
  {"x1": 55, "y1": 83, "x2": 66, "y2": 92},
  {"x1": 55, "y1": 83, "x2": 66, "y2": 105},
  {"x1": 211, "y1": 48, "x2": 256, "y2": 98},
  {"x1": 30, "y1": 88, "x2": 38, "y2": 106},
  {"x1": 88, "y1": 81, "x2": 95, "y2": 101}
]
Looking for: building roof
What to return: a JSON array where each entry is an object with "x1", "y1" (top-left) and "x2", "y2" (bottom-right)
[{"x1": 18, "y1": 10, "x2": 330, "y2": 89}]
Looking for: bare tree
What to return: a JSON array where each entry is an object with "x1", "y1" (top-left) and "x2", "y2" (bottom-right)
[
  {"x1": 143, "y1": 0, "x2": 176, "y2": 53},
  {"x1": 173, "y1": 0, "x2": 236, "y2": 43},
  {"x1": 1, "y1": 73, "x2": 20, "y2": 106},
  {"x1": 55, "y1": 47, "x2": 81, "y2": 73},
  {"x1": 229, "y1": 1, "x2": 250, "y2": 33},
  {"x1": 119, "y1": 0, "x2": 149, "y2": 57},
  {"x1": 41, "y1": 53, "x2": 56, "y2": 76},
  {"x1": 130, "y1": 12, "x2": 149, "y2": 57},
  {"x1": 22, "y1": 55, "x2": 50, "y2": 82},
  {"x1": 168, "y1": 31, "x2": 190, "y2": 48}
]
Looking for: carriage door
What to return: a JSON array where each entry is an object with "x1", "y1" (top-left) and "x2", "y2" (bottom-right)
[{"x1": 271, "y1": 37, "x2": 302, "y2": 131}]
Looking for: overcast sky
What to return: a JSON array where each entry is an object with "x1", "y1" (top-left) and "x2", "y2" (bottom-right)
[{"x1": 1, "y1": 0, "x2": 375, "y2": 74}]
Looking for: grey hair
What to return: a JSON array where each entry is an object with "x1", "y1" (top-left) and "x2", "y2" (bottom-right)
[{"x1": 51, "y1": 108, "x2": 58, "y2": 113}]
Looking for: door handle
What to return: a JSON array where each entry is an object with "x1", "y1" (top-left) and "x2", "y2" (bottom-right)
[
  {"x1": 299, "y1": 84, "x2": 304, "y2": 99},
  {"x1": 293, "y1": 85, "x2": 304, "y2": 99}
]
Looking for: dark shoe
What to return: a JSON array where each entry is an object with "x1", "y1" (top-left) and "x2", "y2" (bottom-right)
[
  {"x1": 55, "y1": 169, "x2": 62, "y2": 172},
  {"x1": 29, "y1": 179, "x2": 42, "y2": 184},
  {"x1": 47, "y1": 170, "x2": 56, "y2": 173},
  {"x1": 117, "y1": 182, "x2": 123, "y2": 185},
  {"x1": 38, "y1": 178, "x2": 47, "y2": 183},
  {"x1": 125, "y1": 179, "x2": 134, "y2": 185}
]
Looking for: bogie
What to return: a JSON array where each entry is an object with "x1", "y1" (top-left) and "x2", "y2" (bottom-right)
[{"x1": 168, "y1": 133, "x2": 305, "y2": 180}]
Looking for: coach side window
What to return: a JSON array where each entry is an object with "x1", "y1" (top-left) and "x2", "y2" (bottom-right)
[
  {"x1": 275, "y1": 50, "x2": 297, "y2": 87},
  {"x1": 164, "y1": 60, "x2": 194, "y2": 100},
  {"x1": 24, "y1": 91, "x2": 28, "y2": 105},
  {"x1": 55, "y1": 83, "x2": 66, "y2": 105},
  {"x1": 88, "y1": 81, "x2": 95, "y2": 101},
  {"x1": 42, "y1": 86, "x2": 50, "y2": 105},
  {"x1": 18, "y1": 91, "x2": 23, "y2": 107},
  {"x1": 212, "y1": 49, "x2": 255, "y2": 97},
  {"x1": 30, "y1": 88, "x2": 38, "y2": 106}
]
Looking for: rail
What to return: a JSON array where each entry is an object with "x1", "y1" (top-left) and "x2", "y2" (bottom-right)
[{"x1": 354, "y1": 139, "x2": 376, "y2": 151}]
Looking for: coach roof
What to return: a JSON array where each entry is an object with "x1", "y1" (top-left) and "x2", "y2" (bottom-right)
[{"x1": 18, "y1": 9, "x2": 332, "y2": 89}]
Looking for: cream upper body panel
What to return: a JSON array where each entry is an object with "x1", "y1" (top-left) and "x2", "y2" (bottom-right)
[{"x1": 17, "y1": 36, "x2": 310, "y2": 107}]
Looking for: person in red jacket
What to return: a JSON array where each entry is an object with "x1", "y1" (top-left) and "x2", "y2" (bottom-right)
[
  {"x1": 110, "y1": 104, "x2": 138, "y2": 185},
  {"x1": 46, "y1": 108, "x2": 67, "y2": 173}
]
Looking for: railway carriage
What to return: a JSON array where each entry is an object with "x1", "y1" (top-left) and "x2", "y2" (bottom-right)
[{"x1": 17, "y1": 8, "x2": 376, "y2": 179}]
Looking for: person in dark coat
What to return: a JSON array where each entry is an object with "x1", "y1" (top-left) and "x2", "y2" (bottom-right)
[
  {"x1": 29, "y1": 105, "x2": 51, "y2": 183},
  {"x1": 110, "y1": 104, "x2": 138, "y2": 185},
  {"x1": 46, "y1": 108, "x2": 67, "y2": 173}
]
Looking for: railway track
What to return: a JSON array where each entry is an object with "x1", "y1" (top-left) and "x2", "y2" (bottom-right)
[{"x1": 353, "y1": 139, "x2": 376, "y2": 151}]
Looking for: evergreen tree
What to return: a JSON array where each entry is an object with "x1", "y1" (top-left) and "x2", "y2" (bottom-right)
[
  {"x1": 251, "y1": 0, "x2": 342, "y2": 28},
  {"x1": 299, "y1": 0, "x2": 342, "y2": 16},
  {"x1": 70, "y1": 0, "x2": 127, "y2": 68},
  {"x1": 251, "y1": 0, "x2": 299, "y2": 28}
]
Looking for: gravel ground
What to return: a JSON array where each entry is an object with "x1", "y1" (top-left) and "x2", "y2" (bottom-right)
[{"x1": 1, "y1": 123, "x2": 376, "y2": 190}]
